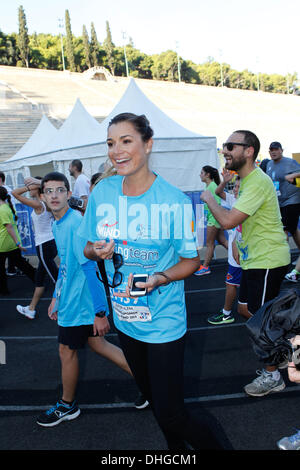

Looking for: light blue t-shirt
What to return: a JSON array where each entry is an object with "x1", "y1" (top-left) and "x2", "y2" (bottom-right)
[
  {"x1": 52, "y1": 208, "x2": 97, "y2": 327},
  {"x1": 77, "y1": 174, "x2": 198, "y2": 343}
]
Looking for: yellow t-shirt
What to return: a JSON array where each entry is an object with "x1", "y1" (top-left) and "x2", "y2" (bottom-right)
[
  {"x1": 0, "y1": 203, "x2": 20, "y2": 252},
  {"x1": 233, "y1": 168, "x2": 290, "y2": 269}
]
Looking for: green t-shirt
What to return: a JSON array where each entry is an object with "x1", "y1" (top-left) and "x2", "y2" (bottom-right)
[
  {"x1": 206, "y1": 181, "x2": 221, "y2": 228},
  {"x1": 0, "y1": 203, "x2": 20, "y2": 252},
  {"x1": 233, "y1": 168, "x2": 290, "y2": 270}
]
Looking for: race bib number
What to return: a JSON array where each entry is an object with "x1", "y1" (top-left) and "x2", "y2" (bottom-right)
[
  {"x1": 273, "y1": 180, "x2": 281, "y2": 196},
  {"x1": 112, "y1": 299, "x2": 152, "y2": 322}
]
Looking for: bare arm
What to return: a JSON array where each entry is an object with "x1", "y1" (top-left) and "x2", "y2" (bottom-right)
[
  {"x1": 285, "y1": 172, "x2": 300, "y2": 183},
  {"x1": 215, "y1": 169, "x2": 235, "y2": 200},
  {"x1": 5, "y1": 223, "x2": 19, "y2": 244},
  {"x1": 83, "y1": 239, "x2": 115, "y2": 261},
  {"x1": 5, "y1": 223, "x2": 26, "y2": 251},
  {"x1": 12, "y1": 186, "x2": 43, "y2": 212},
  {"x1": 200, "y1": 190, "x2": 248, "y2": 230},
  {"x1": 116, "y1": 256, "x2": 201, "y2": 298}
]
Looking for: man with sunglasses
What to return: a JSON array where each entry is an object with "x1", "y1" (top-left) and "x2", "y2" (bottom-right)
[{"x1": 201, "y1": 130, "x2": 290, "y2": 398}]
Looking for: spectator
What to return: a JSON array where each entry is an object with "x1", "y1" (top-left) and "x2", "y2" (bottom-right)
[
  {"x1": 0, "y1": 187, "x2": 36, "y2": 295},
  {"x1": 68, "y1": 159, "x2": 90, "y2": 200},
  {"x1": 0, "y1": 171, "x2": 16, "y2": 203},
  {"x1": 0, "y1": 171, "x2": 18, "y2": 275},
  {"x1": 259, "y1": 158, "x2": 270, "y2": 173},
  {"x1": 12, "y1": 176, "x2": 58, "y2": 319},
  {"x1": 266, "y1": 142, "x2": 300, "y2": 249},
  {"x1": 194, "y1": 165, "x2": 228, "y2": 276},
  {"x1": 207, "y1": 170, "x2": 243, "y2": 324},
  {"x1": 90, "y1": 172, "x2": 102, "y2": 192},
  {"x1": 200, "y1": 130, "x2": 290, "y2": 397}
]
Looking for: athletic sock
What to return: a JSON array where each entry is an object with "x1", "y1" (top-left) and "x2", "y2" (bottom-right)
[
  {"x1": 61, "y1": 399, "x2": 73, "y2": 406},
  {"x1": 222, "y1": 309, "x2": 231, "y2": 317},
  {"x1": 266, "y1": 370, "x2": 280, "y2": 381}
]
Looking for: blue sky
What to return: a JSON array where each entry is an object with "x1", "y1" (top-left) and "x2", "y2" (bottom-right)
[{"x1": 2, "y1": 0, "x2": 300, "y2": 77}]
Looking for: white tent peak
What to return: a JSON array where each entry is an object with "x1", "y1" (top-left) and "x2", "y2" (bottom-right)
[
  {"x1": 43, "y1": 98, "x2": 103, "y2": 153},
  {"x1": 6, "y1": 114, "x2": 58, "y2": 162},
  {"x1": 98, "y1": 78, "x2": 202, "y2": 139}
]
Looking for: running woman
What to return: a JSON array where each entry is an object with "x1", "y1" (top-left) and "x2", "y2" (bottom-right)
[{"x1": 79, "y1": 112, "x2": 223, "y2": 450}]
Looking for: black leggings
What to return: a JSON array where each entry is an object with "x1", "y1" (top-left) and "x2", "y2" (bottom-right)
[
  {"x1": 0, "y1": 248, "x2": 35, "y2": 293},
  {"x1": 35, "y1": 239, "x2": 58, "y2": 287},
  {"x1": 117, "y1": 330, "x2": 222, "y2": 450}
]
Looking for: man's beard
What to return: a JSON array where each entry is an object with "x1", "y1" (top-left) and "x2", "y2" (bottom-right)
[{"x1": 225, "y1": 155, "x2": 246, "y2": 171}]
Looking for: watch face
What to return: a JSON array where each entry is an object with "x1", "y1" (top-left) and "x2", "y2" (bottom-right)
[{"x1": 96, "y1": 311, "x2": 106, "y2": 318}]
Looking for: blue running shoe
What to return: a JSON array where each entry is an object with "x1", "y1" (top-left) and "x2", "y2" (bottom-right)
[
  {"x1": 277, "y1": 429, "x2": 300, "y2": 450},
  {"x1": 37, "y1": 400, "x2": 80, "y2": 427},
  {"x1": 194, "y1": 265, "x2": 211, "y2": 276}
]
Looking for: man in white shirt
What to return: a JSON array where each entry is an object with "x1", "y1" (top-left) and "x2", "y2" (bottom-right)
[{"x1": 68, "y1": 160, "x2": 90, "y2": 200}]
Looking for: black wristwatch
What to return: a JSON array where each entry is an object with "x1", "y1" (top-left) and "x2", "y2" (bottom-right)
[{"x1": 95, "y1": 310, "x2": 106, "y2": 318}]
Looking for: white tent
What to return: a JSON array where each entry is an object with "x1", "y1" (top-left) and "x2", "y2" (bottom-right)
[
  {"x1": 3, "y1": 79, "x2": 219, "y2": 191},
  {"x1": 2, "y1": 114, "x2": 57, "y2": 169},
  {"x1": 1, "y1": 114, "x2": 59, "y2": 185}
]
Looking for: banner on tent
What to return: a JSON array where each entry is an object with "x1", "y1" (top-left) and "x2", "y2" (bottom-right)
[
  {"x1": 185, "y1": 191, "x2": 206, "y2": 248},
  {"x1": 15, "y1": 203, "x2": 36, "y2": 255}
]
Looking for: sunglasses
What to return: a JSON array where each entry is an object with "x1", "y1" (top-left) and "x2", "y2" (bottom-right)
[
  {"x1": 96, "y1": 252, "x2": 123, "y2": 288},
  {"x1": 223, "y1": 142, "x2": 250, "y2": 151}
]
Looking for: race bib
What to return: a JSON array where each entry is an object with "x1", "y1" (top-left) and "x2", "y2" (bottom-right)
[
  {"x1": 112, "y1": 296, "x2": 152, "y2": 323},
  {"x1": 273, "y1": 180, "x2": 281, "y2": 196}
]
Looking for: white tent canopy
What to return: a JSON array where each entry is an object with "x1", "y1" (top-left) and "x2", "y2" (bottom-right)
[
  {"x1": 97, "y1": 78, "x2": 201, "y2": 139},
  {"x1": 4, "y1": 114, "x2": 58, "y2": 166},
  {"x1": 43, "y1": 98, "x2": 104, "y2": 153},
  {"x1": 3, "y1": 79, "x2": 219, "y2": 191}
]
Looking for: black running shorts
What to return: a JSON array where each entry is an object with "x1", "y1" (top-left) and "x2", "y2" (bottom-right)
[
  {"x1": 238, "y1": 265, "x2": 289, "y2": 315},
  {"x1": 280, "y1": 204, "x2": 300, "y2": 235},
  {"x1": 58, "y1": 324, "x2": 97, "y2": 350}
]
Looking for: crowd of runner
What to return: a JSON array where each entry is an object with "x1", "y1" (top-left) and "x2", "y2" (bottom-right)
[{"x1": 0, "y1": 121, "x2": 300, "y2": 450}]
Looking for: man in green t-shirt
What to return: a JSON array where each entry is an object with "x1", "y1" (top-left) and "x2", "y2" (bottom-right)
[{"x1": 200, "y1": 130, "x2": 290, "y2": 398}]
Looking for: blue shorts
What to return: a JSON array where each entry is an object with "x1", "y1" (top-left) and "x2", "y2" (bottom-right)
[{"x1": 225, "y1": 264, "x2": 242, "y2": 286}]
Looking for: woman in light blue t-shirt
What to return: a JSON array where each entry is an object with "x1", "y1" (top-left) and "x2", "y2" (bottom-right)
[{"x1": 79, "y1": 112, "x2": 222, "y2": 450}]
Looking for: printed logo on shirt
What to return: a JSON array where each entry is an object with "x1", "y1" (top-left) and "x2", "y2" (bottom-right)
[{"x1": 95, "y1": 197, "x2": 196, "y2": 244}]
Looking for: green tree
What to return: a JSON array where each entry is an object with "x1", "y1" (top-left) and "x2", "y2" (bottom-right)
[
  {"x1": 0, "y1": 31, "x2": 17, "y2": 65},
  {"x1": 65, "y1": 9, "x2": 75, "y2": 72},
  {"x1": 82, "y1": 25, "x2": 91, "y2": 69},
  {"x1": 122, "y1": 45, "x2": 152, "y2": 78},
  {"x1": 29, "y1": 34, "x2": 61, "y2": 69},
  {"x1": 151, "y1": 50, "x2": 180, "y2": 81},
  {"x1": 17, "y1": 5, "x2": 29, "y2": 67},
  {"x1": 90, "y1": 22, "x2": 100, "y2": 67},
  {"x1": 103, "y1": 21, "x2": 115, "y2": 75},
  {"x1": 180, "y1": 59, "x2": 200, "y2": 84}
]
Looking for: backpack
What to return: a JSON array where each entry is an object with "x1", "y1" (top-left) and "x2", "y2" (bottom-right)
[{"x1": 246, "y1": 289, "x2": 300, "y2": 366}]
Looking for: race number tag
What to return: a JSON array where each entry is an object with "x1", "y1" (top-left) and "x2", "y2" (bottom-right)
[{"x1": 112, "y1": 297, "x2": 152, "y2": 323}]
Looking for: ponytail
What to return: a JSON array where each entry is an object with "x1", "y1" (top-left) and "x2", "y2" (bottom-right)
[
  {"x1": 202, "y1": 166, "x2": 220, "y2": 185},
  {"x1": 0, "y1": 187, "x2": 18, "y2": 221},
  {"x1": 6, "y1": 194, "x2": 18, "y2": 221}
]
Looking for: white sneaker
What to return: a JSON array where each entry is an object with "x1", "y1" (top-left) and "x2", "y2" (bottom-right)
[
  {"x1": 285, "y1": 270, "x2": 300, "y2": 283},
  {"x1": 16, "y1": 305, "x2": 36, "y2": 319}
]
